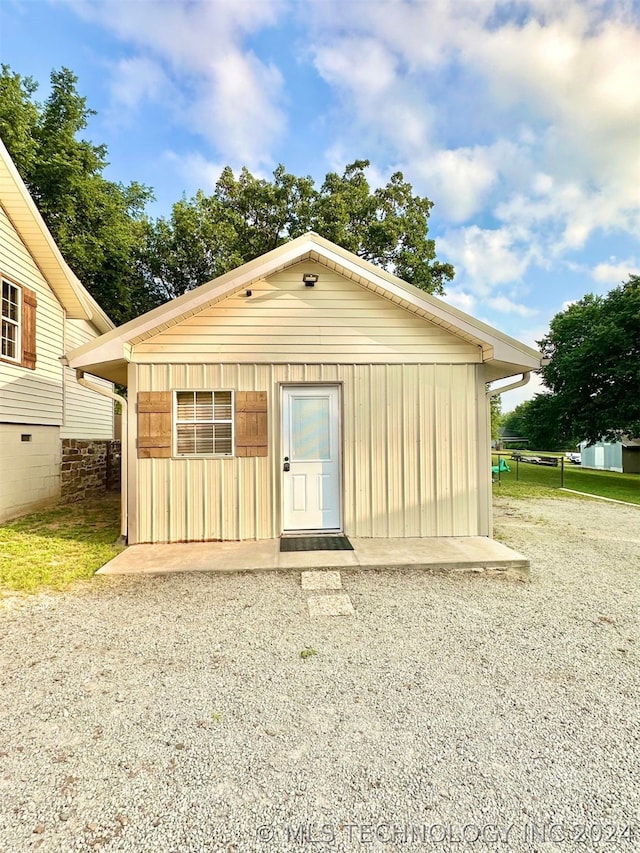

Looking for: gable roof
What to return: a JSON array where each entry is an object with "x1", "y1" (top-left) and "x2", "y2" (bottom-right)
[
  {"x1": 67, "y1": 232, "x2": 541, "y2": 383},
  {"x1": 0, "y1": 138, "x2": 113, "y2": 334}
]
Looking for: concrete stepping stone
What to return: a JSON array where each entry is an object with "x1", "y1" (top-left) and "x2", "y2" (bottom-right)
[
  {"x1": 307, "y1": 593, "x2": 354, "y2": 617},
  {"x1": 301, "y1": 570, "x2": 342, "y2": 591}
]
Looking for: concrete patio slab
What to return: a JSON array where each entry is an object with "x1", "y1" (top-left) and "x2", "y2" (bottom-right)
[
  {"x1": 97, "y1": 536, "x2": 529, "y2": 579},
  {"x1": 97, "y1": 540, "x2": 279, "y2": 575},
  {"x1": 301, "y1": 570, "x2": 342, "y2": 591},
  {"x1": 307, "y1": 593, "x2": 355, "y2": 617}
]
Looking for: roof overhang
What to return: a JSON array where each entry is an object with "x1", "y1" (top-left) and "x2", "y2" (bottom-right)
[
  {"x1": 0, "y1": 138, "x2": 114, "y2": 334},
  {"x1": 67, "y1": 232, "x2": 541, "y2": 382}
]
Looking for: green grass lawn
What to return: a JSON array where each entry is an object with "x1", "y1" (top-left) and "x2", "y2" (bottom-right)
[
  {"x1": 0, "y1": 493, "x2": 121, "y2": 595},
  {"x1": 492, "y1": 455, "x2": 640, "y2": 504}
]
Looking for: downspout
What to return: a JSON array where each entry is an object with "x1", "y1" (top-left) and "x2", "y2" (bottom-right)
[
  {"x1": 76, "y1": 370, "x2": 128, "y2": 542},
  {"x1": 486, "y1": 371, "x2": 531, "y2": 398}
]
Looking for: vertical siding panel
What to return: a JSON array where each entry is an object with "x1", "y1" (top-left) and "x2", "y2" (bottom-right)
[
  {"x1": 385, "y1": 364, "x2": 400, "y2": 536},
  {"x1": 402, "y1": 364, "x2": 420, "y2": 536},
  {"x1": 424, "y1": 364, "x2": 437, "y2": 536},
  {"x1": 465, "y1": 366, "x2": 479, "y2": 534},
  {"x1": 450, "y1": 366, "x2": 465, "y2": 535},
  {"x1": 433, "y1": 366, "x2": 441, "y2": 537},
  {"x1": 136, "y1": 360, "x2": 482, "y2": 542},
  {"x1": 197, "y1": 460, "x2": 208, "y2": 541},
  {"x1": 272, "y1": 364, "x2": 279, "y2": 538},
  {"x1": 370, "y1": 364, "x2": 388, "y2": 537},
  {"x1": 440, "y1": 365, "x2": 453, "y2": 535},
  {"x1": 416, "y1": 364, "x2": 425, "y2": 537},
  {"x1": 354, "y1": 365, "x2": 371, "y2": 537},
  {"x1": 340, "y1": 364, "x2": 352, "y2": 534},
  {"x1": 346, "y1": 363, "x2": 357, "y2": 535}
]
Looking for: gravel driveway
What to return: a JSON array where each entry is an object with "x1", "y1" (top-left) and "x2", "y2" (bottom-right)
[{"x1": 1, "y1": 496, "x2": 638, "y2": 852}]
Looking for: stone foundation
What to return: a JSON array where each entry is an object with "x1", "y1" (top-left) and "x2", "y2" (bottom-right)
[{"x1": 61, "y1": 440, "x2": 121, "y2": 503}]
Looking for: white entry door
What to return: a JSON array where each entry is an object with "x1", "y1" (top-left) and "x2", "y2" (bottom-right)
[{"x1": 282, "y1": 385, "x2": 341, "y2": 531}]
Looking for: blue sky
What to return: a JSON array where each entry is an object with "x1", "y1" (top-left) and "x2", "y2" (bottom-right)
[{"x1": 2, "y1": 0, "x2": 639, "y2": 409}]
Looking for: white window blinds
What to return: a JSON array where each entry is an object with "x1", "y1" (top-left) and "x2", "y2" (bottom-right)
[{"x1": 175, "y1": 391, "x2": 233, "y2": 456}]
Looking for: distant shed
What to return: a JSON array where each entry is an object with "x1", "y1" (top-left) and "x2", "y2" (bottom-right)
[{"x1": 579, "y1": 437, "x2": 640, "y2": 474}]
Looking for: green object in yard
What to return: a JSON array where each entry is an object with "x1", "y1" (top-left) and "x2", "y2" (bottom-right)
[{"x1": 492, "y1": 458, "x2": 511, "y2": 474}]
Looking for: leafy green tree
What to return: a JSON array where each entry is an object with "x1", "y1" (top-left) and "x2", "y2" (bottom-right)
[
  {"x1": 0, "y1": 65, "x2": 152, "y2": 323},
  {"x1": 489, "y1": 394, "x2": 502, "y2": 441},
  {"x1": 138, "y1": 160, "x2": 454, "y2": 301},
  {"x1": 313, "y1": 161, "x2": 453, "y2": 293},
  {"x1": 0, "y1": 67, "x2": 39, "y2": 175},
  {"x1": 501, "y1": 395, "x2": 579, "y2": 451},
  {"x1": 540, "y1": 275, "x2": 640, "y2": 443}
]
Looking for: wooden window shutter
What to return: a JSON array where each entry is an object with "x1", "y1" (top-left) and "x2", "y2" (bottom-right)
[
  {"x1": 235, "y1": 391, "x2": 268, "y2": 457},
  {"x1": 138, "y1": 391, "x2": 172, "y2": 458},
  {"x1": 21, "y1": 287, "x2": 37, "y2": 370}
]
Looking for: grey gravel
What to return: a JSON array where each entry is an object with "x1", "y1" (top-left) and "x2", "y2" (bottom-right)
[
  {"x1": 1, "y1": 495, "x2": 639, "y2": 852},
  {"x1": 307, "y1": 592, "x2": 354, "y2": 617}
]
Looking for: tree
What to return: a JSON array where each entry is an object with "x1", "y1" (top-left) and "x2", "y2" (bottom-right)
[
  {"x1": 313, "y1": 161, "x2": 453, "y2": 293},
  {"x1": 0, "y1": 65, "x2": 152, "y2": 323},
  {"x1": 501, "y1": 395, "x2": 578, "y2": 451},
  {"x1": 489, "y1": 394, "x2": 501, "y2": 441},
  {"x1": 0, "y1": 66, "x2": 39, "y2": 176},
  {"x1": 539, "y1": 276, "x2": 640, "y2": 443},
  {"x1": 138, "y1": 160, "x2": 454, "y2": 302}
]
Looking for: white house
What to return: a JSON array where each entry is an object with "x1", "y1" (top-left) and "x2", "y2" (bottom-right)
[{"x1": 0, "y1": 138, "x2": 115, "y2": 522}]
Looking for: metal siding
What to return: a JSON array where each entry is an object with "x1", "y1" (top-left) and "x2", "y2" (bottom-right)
[
  {"x1": 136, "y1": 362, "x2": 481, "y2": 542},
  {"x1": 605, "y1": 443, "x2": 622, "y2": 471},
  {"x1": 580, "y1": 440, "x2": 623, "y2": 473}
]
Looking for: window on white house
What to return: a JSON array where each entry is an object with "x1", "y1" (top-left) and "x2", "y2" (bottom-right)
[
  {"x1": 1, "y1": 279, "x2": 20, "y2": 361},
  {"x1": 175, "y1": 390, "x2": 234, "y2": 456}
]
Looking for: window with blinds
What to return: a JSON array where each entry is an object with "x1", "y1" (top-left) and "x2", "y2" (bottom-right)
[{"x1": 174, "y1": 390, "x2": 234, "y2": 456}]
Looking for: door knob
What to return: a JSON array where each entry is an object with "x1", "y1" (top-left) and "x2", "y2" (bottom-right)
[{"x1": 283, "y1": 461, "x2": 290, "y2": 472}]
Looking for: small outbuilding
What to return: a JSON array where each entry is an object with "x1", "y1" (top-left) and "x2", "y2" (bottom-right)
[
  {"x1": 67, "y1": 234, "x2": 541, "y2": 544},
  {"x1": 579, "y1": 437, "x2": 640, "y2": 474}
]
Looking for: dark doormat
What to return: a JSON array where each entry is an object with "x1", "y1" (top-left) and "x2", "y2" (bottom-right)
[{"x1": 280, "y1": 535, "x2": 354, "y2": 552}]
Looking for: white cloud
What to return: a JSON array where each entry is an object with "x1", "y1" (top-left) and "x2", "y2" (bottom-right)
[
  {"x1": 201, "y1": 49, "x2": 284, "y2": 166},
  {"x1": 486, "y1": 296, "x2": 537, "y2": 317},
  {"x1": 440, "y1": 289, "x2": 476, "y2": 313},
  {"x1": 313, "y1": 37, "x2": 432, "y2": 155},
  {"x1": 414, "y1": 146, "x2": 499, "y2": 223},
  {"x1": 591, "y1": 258, "x2": 639, "y2": 285},
  {"x1": 109, "y1": 56, "x2": 170, "y2": 111},
  {"x1": 61, "y1": 0, "x2": 287, "y2": 169},
  {"x1": 307, "y1": 0, "x2": 640, "y2": 270},
  {"x1": 438, "y1": 224, "x2": 533, "y2": 290}
]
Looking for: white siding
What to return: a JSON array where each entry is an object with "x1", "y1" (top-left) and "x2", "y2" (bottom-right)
[
  {"x1": 0, "y1": 424, "x2": 61, "y2": 521},
  {"x1": 61, "y1": 319, "x2": 114, "y2": 439},
  {"x1": 134, "y1": 261, "x2": 481, "y2": 365},
  {"x1": 133, "y1": 363, "x2": 482, "y2": 544},
  {"x1": 0, "y1": 205, "x2": 64, "y2": 425}
]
